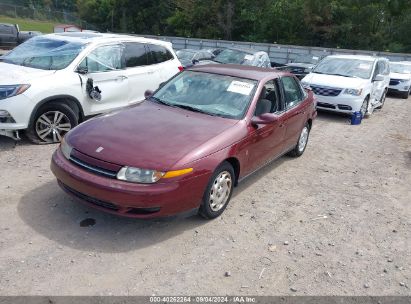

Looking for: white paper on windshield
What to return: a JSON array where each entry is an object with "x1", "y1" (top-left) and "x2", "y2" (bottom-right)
[
  {"x1": 244, "y1": 54, "x2": 254, "y2": 61},
  {"x1": 358, "y1": 63, "x2": 372, "y2": 69},
  {"x1": 313, "y1": 56, "x2": 319, "y2": 60},
  {"x1": 227, "y1": 81, "x2": 254, "y2": 95}
]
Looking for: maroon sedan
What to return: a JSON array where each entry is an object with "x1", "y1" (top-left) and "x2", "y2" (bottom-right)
[{"x1": 51, "y1": 64, "x2": 316, "y2": 219}]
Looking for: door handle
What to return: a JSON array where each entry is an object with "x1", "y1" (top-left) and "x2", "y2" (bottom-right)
[
  {"x1": 147, "y1": 70, "x2": 155, "y2": 74},
  {"x1": 116, "y1": 75, "x2": 128, "y2": 81}
]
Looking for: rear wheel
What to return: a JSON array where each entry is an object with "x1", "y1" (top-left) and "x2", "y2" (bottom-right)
[
  {"x1": 26, "y1": 102, "x2": 78, "y2": 144},
  {"x1": 199, "y1": 161, "x2": 235, "y2": 219},
  {"x1": 288, "y1": 123, "x2": 310, "y2": 157}
]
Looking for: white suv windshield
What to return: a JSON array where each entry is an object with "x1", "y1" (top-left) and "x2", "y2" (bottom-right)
[
  {"x1": 390, "y1": 63, "x2": 411, "y2": 74},
  {"x1": 0, "y1": 36, "x2": 86, "y2": 70},
  {"x1": 313, "y1": 57, "x2": 374, "y2": 79},
  {"x1": 152, "y1": 71, "x2": 257, "y2": 119}
]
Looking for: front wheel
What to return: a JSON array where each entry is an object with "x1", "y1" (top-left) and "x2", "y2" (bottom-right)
[
  {"x1": 199, "y1": 162, "x2": 235, "y2": 219},
  {"x1": 376, "y1": 89, "x2": 387, "y2": 109},
  {"x1": 401, "y1": 90, "x2": 409, "y2": 99},
  {"x1": 288, "y1": 123, "x2": 310, "y2": 157},
  {"x1": 360, "y1": 96, "x2": 370, "y2": 117},
  {"x1": 26, "y1": 102, "x2": 78, "y2": 144}
]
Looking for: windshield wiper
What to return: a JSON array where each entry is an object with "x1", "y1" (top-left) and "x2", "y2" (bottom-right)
[
  {"x1": 150, "y1": 96, "x2": 174, "y2": 107},
  {"x1": 173, "y1": 104, "x2": 217, "y2": 116}
]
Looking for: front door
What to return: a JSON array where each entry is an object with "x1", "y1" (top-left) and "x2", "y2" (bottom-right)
[
  {"x1": 244, "y1": 79, "x2": 287, "y2": 175},
  {"x1": 78, "y1": 44, "x2": 130, "y2": 114}
]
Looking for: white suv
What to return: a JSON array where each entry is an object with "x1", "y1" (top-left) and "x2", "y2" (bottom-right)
[
  {"x1": 301, "y1": 55, "x2": 390, "y2": 117},
  {"x1": 388, "y1": 61, "x2": 411, "y2": 99},
  {"x1": 0, "y1": 32, "x2": 182, "y2": 143}
]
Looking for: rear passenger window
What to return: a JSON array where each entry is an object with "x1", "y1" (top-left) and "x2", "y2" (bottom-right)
[
  {"x1": 147, "y1": 44, "x2": 174, "y2": 64},
  {"x1": 123, "y1": 42, "x2": 147, "y2": 67},
  {"x1": 281, "y1": 77, "x2": 304, "y2": 108}
]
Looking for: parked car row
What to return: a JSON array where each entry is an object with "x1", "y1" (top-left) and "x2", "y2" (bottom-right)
[
  {"x1": 0, "y1": 32, "x2": 409, "y2": 221},
  {"x1": 176, "y1": 47, "x2": 271, "y2": 68}
]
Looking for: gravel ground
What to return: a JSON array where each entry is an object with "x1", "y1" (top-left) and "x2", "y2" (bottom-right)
[{"x1": 0, "y1": 96, "x2": 410, "y2": 296}]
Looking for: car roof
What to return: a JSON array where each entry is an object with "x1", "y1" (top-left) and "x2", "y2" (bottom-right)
[
  {"x1": 327, "y1": 54, "x2": 381, "y2": 61},
  {"x1": 41, "y1": 32, "x2": 172, "y2": 47},
  {"x1": 188, "y1": 64, "x2": 288, "y2": 81},
  {"x1": 390, "y1": 61, "x2": 411, "y2": 65}
]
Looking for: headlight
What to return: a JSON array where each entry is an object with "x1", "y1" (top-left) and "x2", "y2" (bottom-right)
[
  {"x1": 60, "y1": 138, "x2": 72, "y2": 160},
  {"x1": 117, "y1": 166, "x2": 193, "y2": 183},
  {"x1": 343, "y1": 88, "x2": 363, "y2": 96},
  {"x1": 117, "y1": 167, "x2": 165, "y2": 183},
  {"x1": 0, "y1": 84, "x2": 30, "y2": 100}
]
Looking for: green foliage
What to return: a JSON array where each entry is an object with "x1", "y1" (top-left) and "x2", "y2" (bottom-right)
[{"x1": 7, "y1": 0, "x2": 411, "y2": 52}]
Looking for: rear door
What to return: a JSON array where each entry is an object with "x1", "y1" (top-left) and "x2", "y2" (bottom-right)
[
  {"x1": 78, "y1": 43, "x2": 129, "y2": 114},
  {"x1": 122, "y1": 42, "x2": 154, "y2": 104},
  {"x1": 280, "y1": 76, "x2": 308, "y2": 150},
  {"x1": 146, "y1": 43, "x2": 179, "y2": 83}
]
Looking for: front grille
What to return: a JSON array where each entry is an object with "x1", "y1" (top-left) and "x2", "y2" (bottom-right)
[
  {"x1": 317, "y1": 102, "x2": 336, "y2": 109},
  {"x1": 338, "y1": 104, "x2": 352, "y2": 111},
  {"x1": 311, "y1": 85, "x2": 342, "y2": 97},
  {"x1": 62, "y1": 183, "x2": 119, "y2": 211},
  {"x1": 390, "y1": 79, "x2": 401, "y2": 86},
  {"x1": 69, "y1": 156, "x2": 118, "y2": 179}
]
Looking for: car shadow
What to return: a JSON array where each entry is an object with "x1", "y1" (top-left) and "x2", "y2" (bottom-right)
[
  {"x1": 232, "y1": 155, "x2": 289, "y2": 199},
  {"x1": 17, "y1": 181, "x2": 206, "y2": 253},
  {"x1": 316, "y1": 110, "x2": 351, "y2": 125},
  {"x1": 0, "y1": 136, "x2": 32, "y2": 152}
]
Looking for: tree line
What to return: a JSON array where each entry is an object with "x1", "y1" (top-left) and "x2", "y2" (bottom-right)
[{"x1": 6, "y1": 0, "x2": 411, "y2": 53}]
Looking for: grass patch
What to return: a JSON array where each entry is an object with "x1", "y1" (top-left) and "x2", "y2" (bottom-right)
[{"x1": 0, "y1": 16, "x2": 55, "y2": 33}]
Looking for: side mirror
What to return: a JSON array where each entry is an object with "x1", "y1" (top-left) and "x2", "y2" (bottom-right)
[
  {"x1": 76, "y1": 66, "x2": 88, "y2": 75},
  {"x1": 192, "y1": 59, "x2": 199, "y2": 64},
  {"x1": 144, "y1": 90, "x2": 154, "y2": 99},
  {"x1": 373, "y1": 74, "x2": 384, "y2": 82},
  {"x1": 251, "y1": 113, "x2": 278, "y2": 126}
]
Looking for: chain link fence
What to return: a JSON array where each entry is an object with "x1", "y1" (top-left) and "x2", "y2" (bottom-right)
[{"x1": 0, "y1": 2, "x2": 98, "y2": 31}]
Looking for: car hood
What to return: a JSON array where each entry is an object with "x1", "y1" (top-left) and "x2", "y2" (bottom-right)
[
  {"x1": 302, "y1": 72, "x2": 368, "y2": 89},
  {"x1": 0, "y1": 62, "x2": 56, "y2": 85},
  {"x1": 389, "y1": 72, "x2": 411, "y2": 80},
  {"x1": 67, "y1": 101, "x2": 239, "y2": 171}
]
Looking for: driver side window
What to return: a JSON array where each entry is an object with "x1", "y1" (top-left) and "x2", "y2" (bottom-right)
[
  {"x1": 254, "y1": 80, "x2": 282, "y2": 116},
  {"x1": 79, "y1": 44, "x2": 124, "y2": 73}
]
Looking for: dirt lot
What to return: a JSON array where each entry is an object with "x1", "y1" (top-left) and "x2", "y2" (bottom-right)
[{"x1": 0, "y1": 96, "x2": 410, "y2": 296}]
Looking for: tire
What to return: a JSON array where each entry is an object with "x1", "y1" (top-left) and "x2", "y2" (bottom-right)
[
  {"x1": 376, "y1": 89, "x2": 387, "y2": 109},
  {"x1": 26, "y1": 102, "x2": 78, "y2": 144},
  {"x1": 199, "y1": 161, "x2": 235, "y2": 219},
  {"x1": 360, "y1": 96, "x2": 370, "y2": 117},
  {"x1": 288, "y1": 123, "x2": 310, "y2": 157},
  {"x1": 401, "y1": 90, "x2": 409, "y2": 99}
]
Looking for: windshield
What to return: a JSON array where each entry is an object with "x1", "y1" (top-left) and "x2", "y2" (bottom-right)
[
  {"x1": 0, "y1": 36, "x2": 86, "y2": 70},
  {"x1": 313, "y1": 57, "x2": 374, "y2": 79},
  {"x1": 292, "y1": 54, "x2": 319, "y2": 64},
  {"x1": 176, "y1": 50, "x2": 196, "y2": 61},
  {"x1": 390, "y1": 63, "x2": 411, "y2": 74},
  {"x1": 152, "y1": 71, "x2": 257, "y2": 119},
  {"x1": 214, "y1": 49, "x2": 255, "y2": 65}
]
